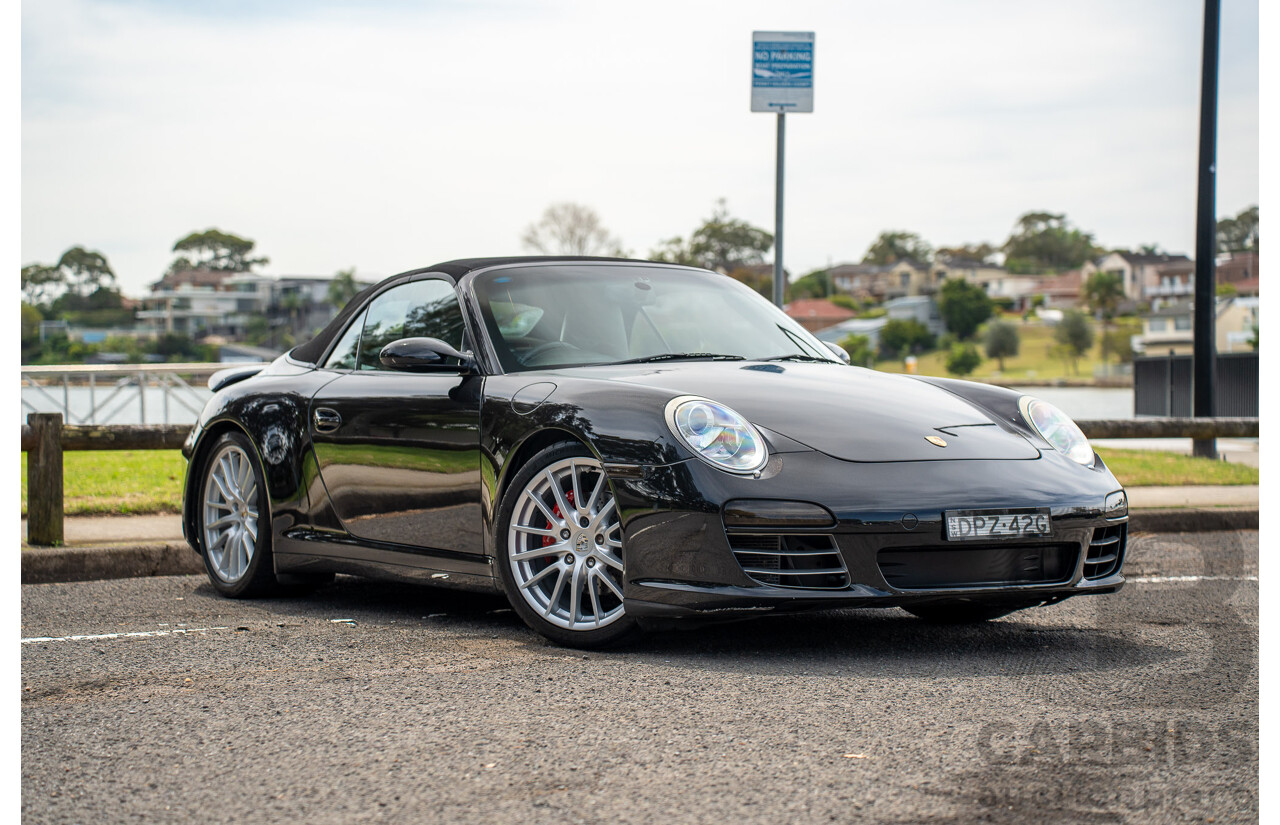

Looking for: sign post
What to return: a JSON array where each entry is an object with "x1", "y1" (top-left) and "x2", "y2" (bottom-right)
[{"x1": 752, "y1": 31, "x2": 814, "y2": 308}]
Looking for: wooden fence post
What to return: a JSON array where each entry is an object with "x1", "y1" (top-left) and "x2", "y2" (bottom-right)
[{"x1": 27, "y1": 413, "x2": 63, "y2": 546}]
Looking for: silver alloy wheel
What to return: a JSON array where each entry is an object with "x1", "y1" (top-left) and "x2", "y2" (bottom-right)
[
  {"x1": 202, "y1": 443, "x2": 260, "y2": 583},
  {"x1": 507, "y1": 457, "x2": 625, "y2": 631}
]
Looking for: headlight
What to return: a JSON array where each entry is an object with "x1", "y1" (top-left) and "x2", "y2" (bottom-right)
[
  {"x1": 665, "y1": 396, "x2": 768, "y2": 474},
  {"x1": 1019, "y1": 396, "x2": 1094, "y2": 467}
]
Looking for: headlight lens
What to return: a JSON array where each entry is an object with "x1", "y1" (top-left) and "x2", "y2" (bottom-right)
[
  {"x1": 1019, "y1": 396, "x2": 1094, "y2": 467},
  {"x1": 665, "y1": 396, "x2": 768, "y2": 474}
]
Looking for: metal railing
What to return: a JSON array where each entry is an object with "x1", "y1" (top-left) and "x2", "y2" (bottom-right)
[
  {"x1": 21, "y1": 413, "x2": 1260, "y2": 548},
  {"x1": 20, "y1": 362, "x2": 259, "y2": 426}
]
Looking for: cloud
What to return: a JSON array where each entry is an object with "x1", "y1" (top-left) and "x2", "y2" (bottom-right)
[{"x1": 22, "y1": 0, "x2": 1258, "y2": 294}]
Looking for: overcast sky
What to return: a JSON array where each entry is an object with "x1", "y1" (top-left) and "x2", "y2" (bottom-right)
[{"x1": 21, "y1": 0, "x2": 1260, "y2": 297}]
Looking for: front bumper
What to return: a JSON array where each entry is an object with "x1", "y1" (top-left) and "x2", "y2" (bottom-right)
[{"x1": 610, "y1": 449, "x2": 1128, "y2": 626}]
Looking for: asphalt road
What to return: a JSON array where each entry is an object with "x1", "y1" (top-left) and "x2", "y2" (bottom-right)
[{"x1": 22, "y1": 531, "x2": 1258, "y2": 824}]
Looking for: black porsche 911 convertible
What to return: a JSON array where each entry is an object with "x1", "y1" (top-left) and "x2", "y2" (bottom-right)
[{"x1": 182, "y1": 256, "x2": 1128, "y2": 647}]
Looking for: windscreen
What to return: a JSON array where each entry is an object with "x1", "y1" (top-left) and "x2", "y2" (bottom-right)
[{"x1": 472, "y1": 265, "x2": 836, "y2": 372}]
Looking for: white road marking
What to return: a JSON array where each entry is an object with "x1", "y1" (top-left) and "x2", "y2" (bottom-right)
[
  {"x1": 1129, "y1": 575, "x2": 1258, "y2": 584},
  {"x1": 21, "y1": 626, "x2": 232, "y2": 645}
]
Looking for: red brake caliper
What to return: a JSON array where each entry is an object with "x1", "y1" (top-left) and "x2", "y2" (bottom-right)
[{"x1": 542, "y1": 489, "x2": 575, "y2": 547}]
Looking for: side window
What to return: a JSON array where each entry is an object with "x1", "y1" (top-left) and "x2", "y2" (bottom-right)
[
  {"x1": 356, "y1": 280, "x2": 466, "y2": 371},
  {"x1": 323, "y1": 309, "x2": 366, "y2": 370}
]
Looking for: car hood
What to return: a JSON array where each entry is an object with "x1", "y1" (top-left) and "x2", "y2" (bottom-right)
[{"x1": 560, "y1": 362, "x2": 1041, "y2": 463}]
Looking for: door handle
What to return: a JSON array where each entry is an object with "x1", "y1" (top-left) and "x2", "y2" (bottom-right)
[{"x1": 313, "y1": 407, "x2": 342, "y2": 433}]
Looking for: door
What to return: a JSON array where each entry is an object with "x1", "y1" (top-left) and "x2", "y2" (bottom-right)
[{"x1": 309, "y1": 277, "x2": 484, "y2": 557}]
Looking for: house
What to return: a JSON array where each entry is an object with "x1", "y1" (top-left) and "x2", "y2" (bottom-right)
[
  {"x1": 1218, "y1": 252, "x2": 1259, "y2": 296},
  {"x1": 783, "y1": 298, "x2": 855, "y2": 333},
  {"x1": 811, "y1": 296, "x2": 945, "y2": 346},
  {"x1": 1134, "y1": 296, "x2": 1259, "y2": 355},
  {"x1": 1037, "y1": 269, "x2": 1083, "y2": 308},
  {"x1": 1083, "y1": 251, "x2": 1193, "y2": 302},
  {"x1": 829, "y1": 260, "x2": 933, "y2": 300},
  {"x1": 137, "y1": 270, "x2": 374, "y2": 341}
]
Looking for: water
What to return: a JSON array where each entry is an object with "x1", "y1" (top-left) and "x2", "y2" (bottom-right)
[
  {"x1": 1008, "y1": 387, "x2": 1134, "y2": 420},
  {"x1": 21, "y1": 385, "x2": 212, "y2": 426}
]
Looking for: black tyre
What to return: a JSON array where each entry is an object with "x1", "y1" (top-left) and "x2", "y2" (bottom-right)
[
  {"x1": 495, "y1": 442, "x2": 639, "y2": 648},
  {"x1": 197, "y1": 431, "x2": 279, "y2": 597},
  {"x1": 903, "y1": 600, "x2": 1030, "y2": 624}
]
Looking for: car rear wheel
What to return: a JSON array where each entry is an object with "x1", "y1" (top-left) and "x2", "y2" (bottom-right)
[
  {"x1": 496, "y1": 442, "x2": 638, "y2": 648},
  {"x1": 199, "y1": 432, "x2": 279, "y2": 597},
  {"x1": 903, "y1": 600, "x2": 1030, "y2": 624}
]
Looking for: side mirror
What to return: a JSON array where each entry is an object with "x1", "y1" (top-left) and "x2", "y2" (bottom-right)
[
  {"x1": 822, "y1": 341, "x2": 851, "y2": 364},
  {"x1": 379, "y1": 337, "x2": 474, "y2": 372}
]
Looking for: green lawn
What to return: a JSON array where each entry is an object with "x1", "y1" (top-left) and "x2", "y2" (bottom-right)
[
  {"x1": 20, "y1": 443, "x2": 1257, "y2": 519},
  {"x1": 874, "y1": 317, "x2": 1138, "y2": 383},
  {"x1": 1095, "y1": 447, "x2": 1258, "y2": 487},
  {"x1": 21, "y1": 450, "x2": 188, "y2": 516}
]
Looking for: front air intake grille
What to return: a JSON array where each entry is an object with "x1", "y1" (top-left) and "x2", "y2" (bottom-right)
[
  {"x1": 729, "y1": 534, "x2": 849, "y2": 590},
  {"x1": 877, "y1": 544, "x2": 1078, "y2": 590},
  {"x1": 1085, "y1": 523, "x2": 1127, "y2": 580}
]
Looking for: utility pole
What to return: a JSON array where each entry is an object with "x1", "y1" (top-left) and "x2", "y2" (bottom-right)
[{"x1": 1192, "y1": 0, "x2": 1220, "y2": 459}]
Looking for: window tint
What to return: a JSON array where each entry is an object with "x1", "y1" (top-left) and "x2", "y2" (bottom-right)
[
  {"x1": 323, "y1": 309, "x2": 366, "y2": 370},
  {"x1": 356, "y1": 280, "x2": 466, "y2": 371}
]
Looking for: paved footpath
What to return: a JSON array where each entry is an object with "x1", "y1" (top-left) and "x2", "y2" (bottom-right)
[{"x1": 21, "y1": 530, "x2": 1257, "y2": 825}]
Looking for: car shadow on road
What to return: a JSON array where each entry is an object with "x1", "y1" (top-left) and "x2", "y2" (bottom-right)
[{"x1": 193, "y1": 576, "x2": 1181, "y2": 681}]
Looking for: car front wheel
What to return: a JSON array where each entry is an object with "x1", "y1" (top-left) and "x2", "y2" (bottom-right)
[
  {"x1": 496, "y1": 442, "x2": 637, "y2": 648},
  {"x1": 199, "y1": 431, "x2": 278, "y2": 597}
]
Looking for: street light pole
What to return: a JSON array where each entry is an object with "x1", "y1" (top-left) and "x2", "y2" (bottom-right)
[{"x1": 1192, "y1": 0, "x2": 1220, "y2": 459}]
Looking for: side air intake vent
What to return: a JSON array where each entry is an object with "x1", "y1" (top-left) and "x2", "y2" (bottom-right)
[
  {"x1": 729, "y1": 534, "x2": 848, "y2": 590},
  {"x1": 1085, "y1": 523, "x2": 1126, "y2": 580}
]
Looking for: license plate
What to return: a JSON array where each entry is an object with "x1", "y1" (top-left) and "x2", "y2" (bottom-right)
[{"x1": 944, "y1": 508, "x2": 1051, "y2": 541}]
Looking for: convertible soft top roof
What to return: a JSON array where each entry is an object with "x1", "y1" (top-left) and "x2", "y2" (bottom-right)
[{"x1": 287, "y1": 256, "x2": 642, "y2": 366}]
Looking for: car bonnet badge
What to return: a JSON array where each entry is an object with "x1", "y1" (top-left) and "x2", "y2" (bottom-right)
[{"x1": 925, "y1": 435, "x2": 948, "y2": 447}]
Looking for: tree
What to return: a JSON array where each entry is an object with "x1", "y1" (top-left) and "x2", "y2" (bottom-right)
[
  {"x1": 789, "y1": 268, "x2": 832, "y2": 300},
  {"x1": 169, "y1": 229, "x2": 268, "y2": 273},
  {"x1": 1054, "y1": 310, "x2": 1094, "y2": 375},
  {"x1": 879, "y1": 318, "x2": 935, "y2": 361},
  {"x1": 945, "y1": 343, "x2": 982, "y2": 376},
  {"x1": 936, "y1": 278, "x2": 993, "y2": 340},
  {"x1": 56, "y1": 246, "x2": 116, "y2": 296},
  {"x1": 1082, "y1": 271, "x2": 1125, "y2": 365},
  {"x1": 21, "y1": 263, "x2": 61, "y2": 308},
  {"x1": 1002, "y1": 212, "x2": 1099, "y2": 274},
  {"x1": 828, "y1": 294, "x2": 858, "y2": 311},
  {"x1": 522, "y1": 202, "x2": 624, "y2": 257},
  {"x1": 328, "y1": 267, "x2": 361, "y2": 310},
  {"x1": 649, "y1": 199, "x2": 773, "y2": 273},
  {"x1": 862, "y1": 231, "x2": 932, "y2": 265},
  {"x1": 983, "y1": 321, "x2": 1020, "y2": 371},
  {"x1": 1216, "y1": 205, "x2": 1258, "y2": 254},
  {"x1": 1100, "y1": 329, "x2": 1134, "y2": 365},
  {"x1": 837, "y1": 333, "x2": 874, "y2": 367},
  {"x1": 936, "y1": 242, "x2": 997, "y2": 264},
  {"x1": 1216, "y1": 283, "x2": 1238, "y2": 298},
  {"x1": 1082, "y1": 271, "x2": 1124, "y2": 323}
]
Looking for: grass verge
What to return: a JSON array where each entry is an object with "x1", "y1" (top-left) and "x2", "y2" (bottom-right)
[
  {"x1": 20, "y1": 444, "x2": 1256, "y2": 518},
  {"x1": 1094, "y1": 447, "x2": 1258, "y2": 487},
  {"x1": 21, "y1": 450, "x2": 187, "y2": 517}
]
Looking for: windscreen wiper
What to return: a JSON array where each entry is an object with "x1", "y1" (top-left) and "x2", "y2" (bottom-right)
[
  {"x1": 759, "y1": 354, "x2": 837, "y2": 363},
  {"x1": 612, "y1": 353, "x2": 747, "y2": 365}
]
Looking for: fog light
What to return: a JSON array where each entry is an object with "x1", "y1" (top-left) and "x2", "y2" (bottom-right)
[{"x1": 1105, "y1": 491, "x2": 1127, "y2": 518}]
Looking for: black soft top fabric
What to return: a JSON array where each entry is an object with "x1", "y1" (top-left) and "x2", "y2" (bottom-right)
[{"x1": 286, "y1": 256, "x2": 639, "y2": 365}]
